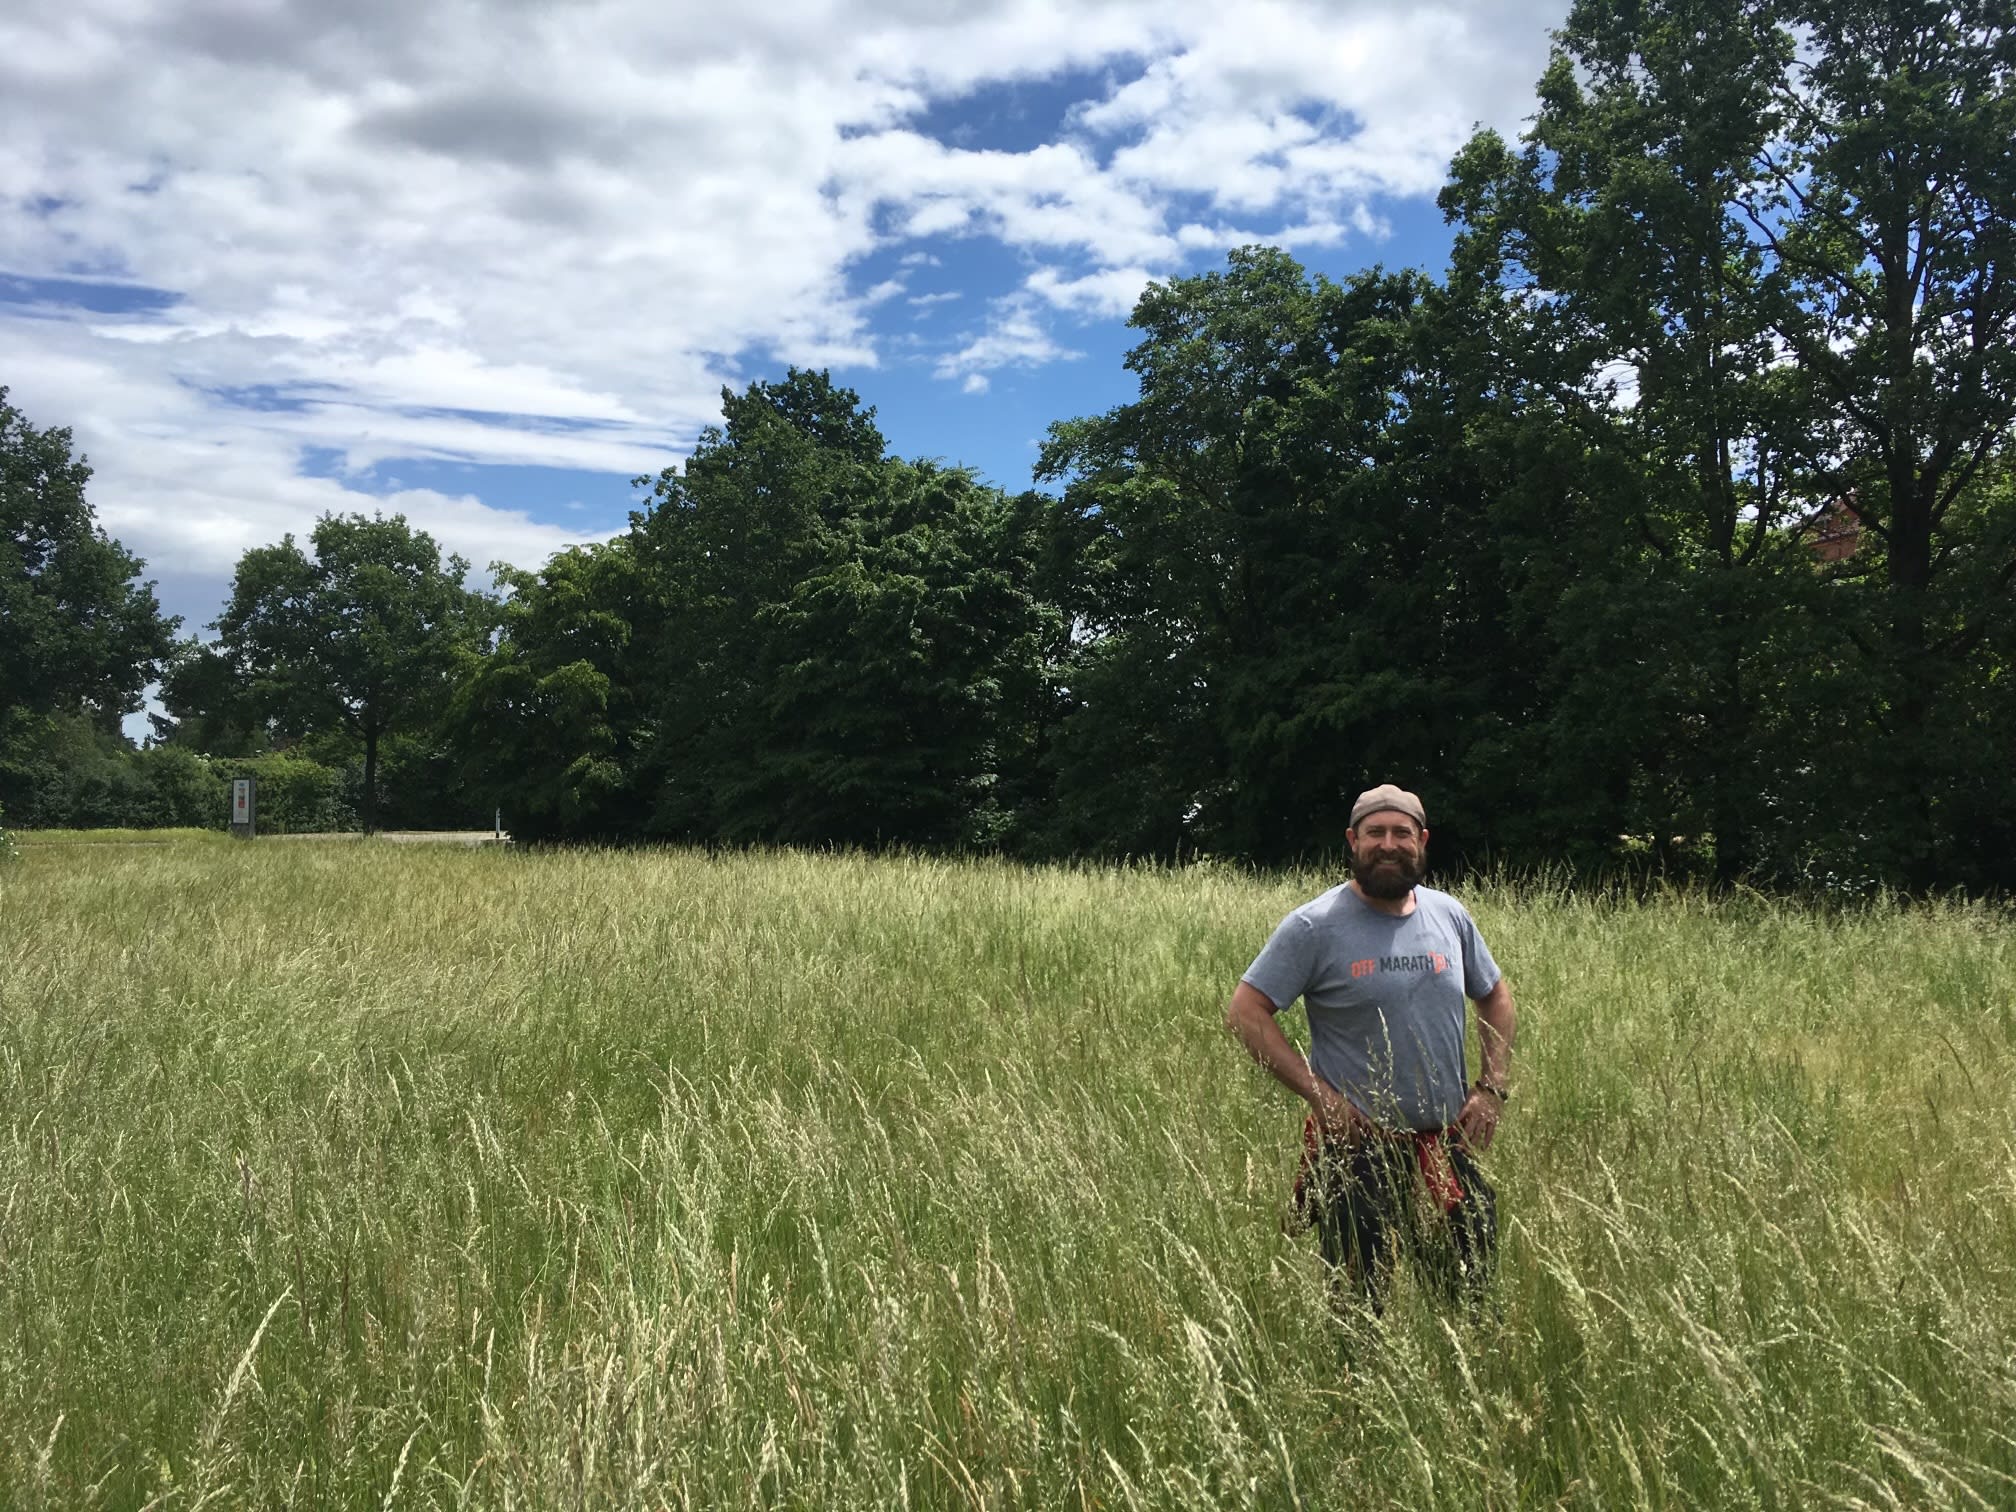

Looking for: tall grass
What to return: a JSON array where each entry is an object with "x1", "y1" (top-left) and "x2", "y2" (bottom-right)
[
  {"x1": 1, "y1": 842, "x2": 2011, "y2": 1508},
  {"x1": 8, "y1": 827, "x2": 231, "y2": 849}
]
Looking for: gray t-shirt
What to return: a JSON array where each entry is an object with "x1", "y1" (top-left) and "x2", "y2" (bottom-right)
[{"x1": 1242, "y1": 883, "x2": 1502, "y2": 1131}]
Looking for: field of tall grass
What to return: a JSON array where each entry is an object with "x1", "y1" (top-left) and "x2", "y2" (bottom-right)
[{"x1": 2, "y1": 839, "x2": 2012, "y2": 1509}]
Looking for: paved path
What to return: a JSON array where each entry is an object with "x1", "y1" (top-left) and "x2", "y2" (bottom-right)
[
  {"x1": 270, "y1": 831, "x2": 512, "y2": 845},
  {"x1": 378, "y1": 831, "x2": 510, "y2": 845}
]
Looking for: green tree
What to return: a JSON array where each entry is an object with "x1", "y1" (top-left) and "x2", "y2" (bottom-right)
[
  {"x1": 1441, "y1": 0, "x2": 2016, "y2": 889},
  {"x1": 155, "y1": 639, "x2": 267, "y2": 756},
  {"x1": 738, "y1": 458, "x2": 1057, "y2": 849},
  {"x1": 1765, "y1": 0, "x2": 2016, "y2": 886},
  {"x1": 207, "y1": 513, "x2": 496, "y2": 831},
  {"x1": 449, "y1": 537, "x2": 655, "y2": 840},
  {"x1": 632, "y1": 369, "x2": 1054, "y2": 849},
  {"x1": 633, "y1": 369, "x2": 889, "y2": 841},
  {"x1": 1034, "y1": 248, "x2": 1328, "y2": 857},
  {"x1": 1036, "y1": 249, "x2": 1518, "y2": 864},
  {"x1": 1441, "y1": 0, "x2": 1822, "y2": 882},
  {"x1": 1, "y1": 388, "x2": 177, "y2": 819}
]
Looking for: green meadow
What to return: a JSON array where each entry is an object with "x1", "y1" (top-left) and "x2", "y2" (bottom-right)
[{"x1": 2, "y1": 839, "x2": 2011, "y2": 1509}]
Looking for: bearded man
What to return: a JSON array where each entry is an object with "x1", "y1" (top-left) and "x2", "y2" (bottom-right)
[{"x1": 1223, "y1": 784, "x2": 1516, "y2": 1311}]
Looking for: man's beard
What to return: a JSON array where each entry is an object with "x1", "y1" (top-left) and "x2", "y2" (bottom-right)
[{"x1": 1350, "y1": 848, "x2": 1426, "y2": 899}]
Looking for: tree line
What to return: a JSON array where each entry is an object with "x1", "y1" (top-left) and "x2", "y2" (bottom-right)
[{"x1": 5, "y1": 0, "x2": 2012, "y2": 890}]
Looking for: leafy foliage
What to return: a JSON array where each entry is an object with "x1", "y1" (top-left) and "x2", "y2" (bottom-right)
[
  {"x1": 1037, "y1": 252, "x2": 1527, "y2": 866},
  {"x1": 0, "y1": 389, "x2": 179, "y2": 824},
  {"x1": 628, "y1": 370, "x2": 1056, "y2": 850},
  {"x1": 1437, "y1": 0, "x2": 2016, "y2": 888},
  {"x1": 450, "y1": 537, "x2": 654, "y2": 840},
  {"x1": 195, "y1": 513, "x2": 496, "y2": 831},
  {"x1": 208, "y1": 753, "x2": 353, "y2": 834},
  {"x1": 0, "y1": 389, "x2": 178, "y2": 729}
]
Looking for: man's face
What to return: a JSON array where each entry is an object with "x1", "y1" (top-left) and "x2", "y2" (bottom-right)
[{"x1": 1347, "y1": 812, "x2": 1427, "y2": 899}]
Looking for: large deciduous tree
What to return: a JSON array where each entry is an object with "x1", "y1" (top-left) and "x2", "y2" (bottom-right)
[
  {"x1": 735, "y1": 457, "x2": 1057, "y2": 849},
  {"x1": 1441, "y1": 0, "x2": 2016, "y2": 888},
  {"x1": 1764, "y1": 0, "x2": 2016, "y2": 886},
  {"x1": 1035, "y1": 249, "x2": 1517, "y2": 865},
  {"x1": 632, "y1": 368, "x2": 1056, "y2": 849},
  {"x1": 1, "y1": 389, "x2": 177, "y2": 724},
  {"x1": 448, "y1": 536, "x2": 656, "y2": 841},
  {"x1": 1, "y1": 388, "x2": 177, "y2": 819},
  {"x1": 205, "y1": 513, "x2": 495, "y2": 831},
  {"x1": 1441, "y1": 0, "x2": 1822, "y2": 882}
]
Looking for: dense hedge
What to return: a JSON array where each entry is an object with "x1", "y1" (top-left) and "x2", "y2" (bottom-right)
[{"x1": 0, "y1": 716, "x2": 355, "y2": 833}]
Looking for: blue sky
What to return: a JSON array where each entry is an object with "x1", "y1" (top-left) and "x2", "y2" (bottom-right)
[{"x1": 1, "y1": 0, "x2": 1566, "y2": 692}]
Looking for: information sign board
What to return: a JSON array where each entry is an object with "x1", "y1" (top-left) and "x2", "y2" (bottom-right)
[{"x1": 230, "y1": 777, "x2": 257, "y2": 839}]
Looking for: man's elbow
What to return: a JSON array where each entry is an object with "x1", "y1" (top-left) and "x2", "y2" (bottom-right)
[
  {"x1": 1481, "y1": 979, "x2": 1517, "y2": 1028},
  {"x1": 1224, "y1": 983, "x2": 1272, "y2": 1037}
]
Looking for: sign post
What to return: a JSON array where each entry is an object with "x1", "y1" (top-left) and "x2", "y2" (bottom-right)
[{"x1": 230, "y1": 777, "x2": 257, "y2": 840}]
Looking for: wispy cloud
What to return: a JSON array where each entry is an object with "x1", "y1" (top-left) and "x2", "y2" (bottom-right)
[
  {"x1": 1025, "y1": 266, "x2": 1157, "y2": 319},
  {"x1": 934, "y1": 294, "x2": 1082, "y2": 382}
]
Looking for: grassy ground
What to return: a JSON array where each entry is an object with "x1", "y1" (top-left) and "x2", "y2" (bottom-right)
[
  {"x1": 1, "y1": 840, "x2": 2011, "y2": 1509},
  {"x1": 9, "y1": 826, "x2": 231, "y2": 847}
]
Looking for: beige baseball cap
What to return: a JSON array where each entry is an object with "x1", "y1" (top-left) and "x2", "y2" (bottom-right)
[{"x1": 1349, "y1": 783, "x2": 1427, "y2": 830}]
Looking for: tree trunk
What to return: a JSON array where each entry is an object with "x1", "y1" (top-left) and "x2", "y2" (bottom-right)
[
  {"x1": 1701, "y1": 628, "x2": 1749, "y2": 887},
  {"x1": 1885, "y1": 423, "x2": 1936, "y2": 891},
  {"x1": 363, "y1": 723, "x2": 379, "y2": 835}
]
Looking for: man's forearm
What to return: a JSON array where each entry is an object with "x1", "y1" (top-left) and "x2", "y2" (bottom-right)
[
  {"x1": 1475, "y1": 980, "x2": 1516, "y2": 1086},
  {"x1": 1224, "y1": 987, "x2": 1322, "y2": 1105}
]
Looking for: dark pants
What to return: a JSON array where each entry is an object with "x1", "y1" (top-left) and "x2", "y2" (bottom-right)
[{"x1": 1307, "y1": 1134, "x2": 1497, "y2": 1315}]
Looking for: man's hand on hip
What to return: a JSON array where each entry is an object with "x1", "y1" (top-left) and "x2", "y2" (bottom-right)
[{"x1": 1310, "y1": 1080, "x2": 1372, "y2": 1145}]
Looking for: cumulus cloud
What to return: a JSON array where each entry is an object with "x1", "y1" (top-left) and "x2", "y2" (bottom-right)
[{"x1": 1, "y1": 0, "x2": 1563, "y2": 618}]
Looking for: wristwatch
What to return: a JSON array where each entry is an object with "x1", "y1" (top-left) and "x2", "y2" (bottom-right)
[{"x1": 1473, "y1": 1079, "x2": 1509, "y2": 1103}]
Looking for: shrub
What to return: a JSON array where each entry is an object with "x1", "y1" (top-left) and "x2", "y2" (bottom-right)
[
  {"x1": 131, "y1": 745, "x2": 225, "y2": 828},
  {"x1": 1, "y1": 712, "x2": 219, "y2": 830}
]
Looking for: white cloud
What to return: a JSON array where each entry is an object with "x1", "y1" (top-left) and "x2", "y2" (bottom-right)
[
  {"x1": 962, "y1": 374, "x2": 991, "y2": 395},
  {"x1": 1071, "y1": 2, "x2": 1554, "y2": 206},
  {"x1": 2, "y1": 0, "x2": 1563, "y2": 610},
  {"x1": 1026, "y1": 265, "x2": 1158, "y2": 319},
  {"x1": 935, "y1": 294, "x2": 1082, "y2": 381},
  {"x1": 830, "y1": 132, "x2": 1185, "y2": 266},
  {"x1": 3, "y1": 322, "x2": 599, "y2": 585}
]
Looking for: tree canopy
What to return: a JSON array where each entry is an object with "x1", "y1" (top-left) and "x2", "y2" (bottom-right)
[
  {"x1": 1, "y1": 389, "x2": 177, "y2": 729},
  {"x1": 1, "y1": 388, "x2": 177, "y2": 822}
]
